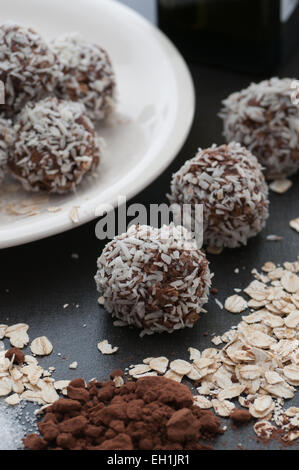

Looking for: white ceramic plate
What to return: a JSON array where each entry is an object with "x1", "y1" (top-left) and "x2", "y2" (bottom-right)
[{"x1": 0, "y1": 0, "x2": 195, "y2": 249}]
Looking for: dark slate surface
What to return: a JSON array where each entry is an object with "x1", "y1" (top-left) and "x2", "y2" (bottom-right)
[{"x1": 1, "y1": 5, "x2": 299, "y2": 451}]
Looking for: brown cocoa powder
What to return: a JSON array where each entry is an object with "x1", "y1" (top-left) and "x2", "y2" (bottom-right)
[
  {"x1": 230, "y1": 409, "x2": 252, "y2": 425},
  {"x1": 5, "y1": 347, "x2": 25, "y2": 365},
  {"x1": 23, "y1": 375, "x2": 223, "y2": 450}
]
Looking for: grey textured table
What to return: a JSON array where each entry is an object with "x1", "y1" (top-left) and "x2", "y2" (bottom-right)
[{"x1": 1, "y1": 2, "x2": 299, "y2": 451}]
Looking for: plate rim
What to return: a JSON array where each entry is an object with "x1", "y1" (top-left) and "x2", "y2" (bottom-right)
[{"x1": 0, "y1": 0, "x2": 195, "y2": 249}]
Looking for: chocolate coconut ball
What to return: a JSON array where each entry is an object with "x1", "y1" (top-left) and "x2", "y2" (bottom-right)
[
  {"x1": 0, "y1": 118, "x2": 14, "y2": 183},
  {"x1": 220, "y1": 77, "x2": 299, "y2": 179},
  {"x1": 168, "y1": 142, "x2": 269, "y2": 250},
  {"x1": 0, "y1": 23, "x2": 60, "y2": 118},
  {"x1": 8, "y1": 97, "x2": 101, "y2": 193},
  {"x1": 52, "y1": 34, "x2": 116, "y2": 122},
  {"x1": 95, "y1": 224, "x2": 211, "y2": 336}
]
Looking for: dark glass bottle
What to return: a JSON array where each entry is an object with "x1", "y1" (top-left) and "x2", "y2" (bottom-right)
[{"x1": 158, "y1": 0, "x2": 299, "y2": 74}]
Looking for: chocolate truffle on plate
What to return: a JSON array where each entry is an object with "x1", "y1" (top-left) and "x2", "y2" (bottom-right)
[
  {"x1": 8, "y1": 97, "x2": 101, "y2": 193},
  {"x1": 168, "y1": 142, "x2": 269, "y2": 250},
  {"x1": 0, "y1": 117, "x2": 14, "y2": 183},
  {"x1": 95, "y1": 223, "x2": 211, "y2": 336},
  {"x1": 0, "y1": 23, "x2": 60, "y2": 118},
  {"x1": 220, "y1": 77, "x2": 299, "y2": 179},
  {"x1": 52, "y1": 33, "x2": 116, "y2": 122}
]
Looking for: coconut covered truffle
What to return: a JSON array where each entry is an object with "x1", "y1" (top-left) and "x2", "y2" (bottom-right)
[
  {"x1": 168, "y1": 142, "x2": 269, "y2": 250},
  {"x1": 0, "y1": 23, "x2": 60, "y2": 118},
  {"x1": 52, "y1": 33, "x2": 116, "y2": 122},
  {"x1": 0, "y1": 118, "x2": 14, "y2": 183},
  {"x1": 8, "y1": 97, "x2": 101, "y2": 193},
  {"x1": 220, "y1": 77, "x2": 299, "y2": 179},
  {"x1": 95, "y1": 224, "x2": 211, "y2": 336}
]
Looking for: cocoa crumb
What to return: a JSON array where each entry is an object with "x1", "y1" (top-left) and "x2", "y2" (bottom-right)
[
  {"x1": 230, "y1": 409, "x2": 252, "y2": 425},
  {"x1": 23, "y1": 434, "x2": 47, "y2": 450},
  {"x1": 5, "y1": 347, "x2": 25, "y2": 365}
]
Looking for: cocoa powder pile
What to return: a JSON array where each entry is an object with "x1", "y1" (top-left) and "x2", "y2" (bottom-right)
[{"x1": 23, "y1": 375, "x2": 223, "y2": 450}]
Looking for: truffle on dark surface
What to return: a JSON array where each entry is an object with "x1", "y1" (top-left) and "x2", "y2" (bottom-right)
[
  {"x1": 95, "y1": 223, "x2": 211, "y2": 336},
  {"x1": 0, "y1": 23, "x2": 60, "y2": 118},
  {"x1": 0, "y1": 117, "x2": 14, "y2": 183},
  {"x1": 220, "y1": 77, "x2": 299, "y2": 179},
  {"x1": 8, "y1": 97, "x2": 101, "y2": 193},
  {"x1": 52, "y1": 33, "x2": 116, "y2": 122},
  {"x1": 168, "y1": 142, "x2": 269, "y2": 250}
]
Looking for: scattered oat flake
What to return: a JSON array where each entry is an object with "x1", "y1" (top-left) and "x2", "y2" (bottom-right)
[
  {"x1": 0, "y1": 378, "x2": 12, "y2": 396},
  {"x1": 69, "y1": 206, "x2": 80, "y2": 223},
  {"x1": 218, "y1": 385, "x2": 246, "y2": 401},
  {"x1": 134, "y1": 371, "x2": 158, "y2": 378},
  {"x1": 188, "y1": 347, "x2": 201, "y2": 362},
  {"x1": 211, "y1": 336, "x2": 223, "y2": 346},
  {"x1": 263, "y1": 382, "x2": 294, "y2": 399},
  {"x1": 149, "y1": 357, "x2": 169, "y2": 374},
  {"x1": 290, "y1": 218, "x2": 299, "y2": 233},
  {"x1": 97, "y1": 296, "x2": 105, "y2": 306},
  {"x1": 254, "y1": 396, "x2": 273, "y2": 413},
  {"x1": 225, "y1": 295, "x2": 248, "y2": 313},
  {"x1": 25, "y1": 355, "x2": 38, "y2": 365},
  {"x1": 242, "y1": 326, "x2": 276, "y2": 348},
  {"x1": 285, "y1": 407, "x2": 299, "y2": 417},
  {"x1": 283, "y1": 365, "x2": 299, "y2": 384},
  {"x1": 254, "y1": 421, "x2": 276, "y2": 439},
  {"x1": 113, "y1": 376, "x2": 124, "y2": 388},
  {"x1": 143, "y1": 357, "x2": 154, "y2": 365},
  {"x1": 0, "y1": 324, "x2": 7, "y2": 340},
  {"x1": 269, "y1": 179, "x2": 292, "y2": 194},
  {"x1": 169, "y1": 359, "x2": 191, "y2": 376},
  {"x1": 266, "y1": 234, "x2": 283, "y2": 241},
  {"x1": 20, "y1": 390, "x2": 45, "y2": 405},
  {"x1": 265, "y1": 371, "x2": 284, "y2": 385},
  {"x1": 129, "y1": 364, "x2": 152, "y2": 377},
  {"x1": 212, "y1": 399, "x2": 235, "y2": 417},
  {"x1": 34, "y1": 404, "x2": 51, "y2": 416},
  {"x1": 284, "y1": 310, "x2": 299, "y2": 328},
  {"x1": 262, "y1": 262, "x2": 276, "y2": 272},
  {"x1": 281, "y1": 271, "x2": 299, "y2": 293},
  {"x1": 193, "y1": 396, "x2": 212, "y2": 409},
  {"x1": 9, "y1": 330, "x2": 29, "y2": 349},
  {"x1": 97, "y1": 340, "x2": 118, "y2": 355},
  {"x1": 5, "y1": 323, "x2": 29, "y2": 348},
  {"x1": 69, "y1": 362, "x2": 78, "y2": 369},
  {"x1": 239, "y1": 364, "x2": 262, "y2": 380},
  {"x1": 163, "y1": 369, "x2": 183, "y2": 382},
  {"x1": 186, "y1": 366, "x2": 202, "y2": 381},
  {"x1": 5, "y1": 393, "x2": 21, "y2": 406},
  {"x1": 40, "y1": 383, "x2": 59, "y2": 404},
  {"x1": 30, "y1": 336, "x2": 53, "y2": 356},
  {"x1": 54, "y1": 380, "x2": 70, "y2": 391}
]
